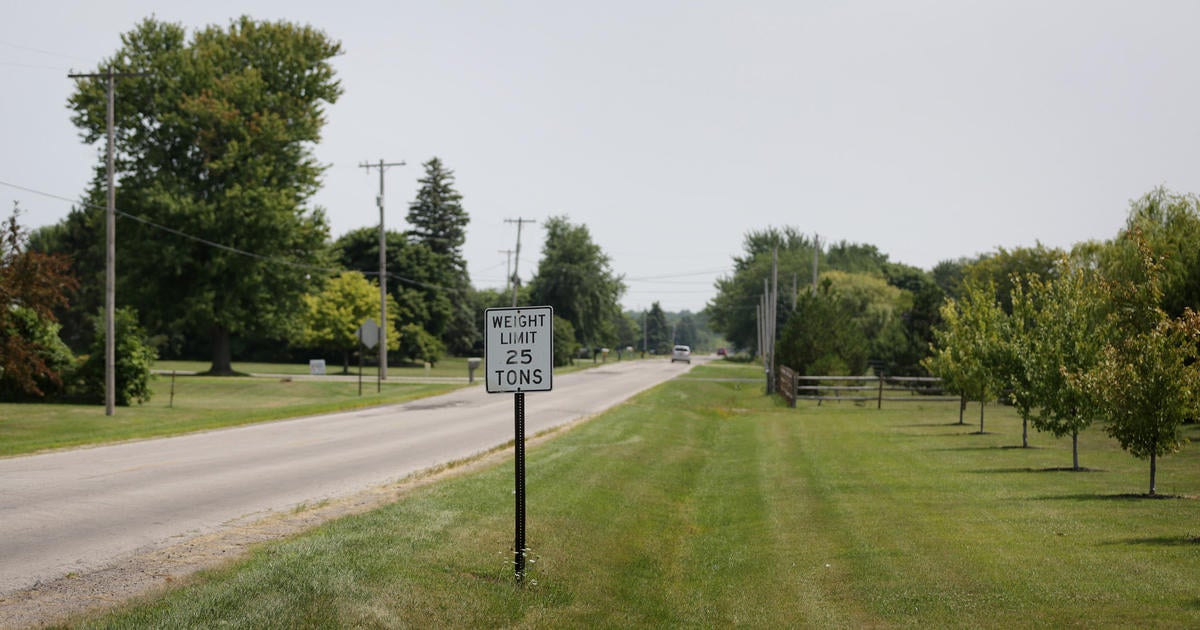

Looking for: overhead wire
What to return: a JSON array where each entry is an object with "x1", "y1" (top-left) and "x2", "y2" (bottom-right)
[
  {"x1": 0, "y1": 178, "x2": 461, "y2": 294},
  {"x1": 1, "y1": 179, "x2": 730, "y2": 301},
  {"x1": 0, "y1": 39, "x2": 90, "y2": 63}
]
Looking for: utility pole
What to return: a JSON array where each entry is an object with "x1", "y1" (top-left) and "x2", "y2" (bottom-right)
[
  {"x1": 505, "y1": 218, "x2": 536, "y2": 307},
  {"x1": 812, "y1": 233, "x2": 820, "y2": 296},
  {"x1": 68, "y1": 67, "x2": 148, "y2": 417},
  {"x1": 770, "y1": 246, "x2": 778, "y2": 394},
  {"x1": 499, "y1": 249, "x2": 514, "y2": 295},
  {"x1": 359, "y1": 159, "x2": 404, "y2": 379},
  {"x1": 643, "y1": 310, "x2": 648, "y2": 356}
]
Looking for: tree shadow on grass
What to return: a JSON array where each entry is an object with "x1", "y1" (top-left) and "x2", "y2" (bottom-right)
[
  {"x1": 1030, "y1": 492, "x2": 1196, "y2": 502},
  {"x1": 925, "y1": 441, "x2": 1025, "y2": 452},
  {"x1": 1109, "y1": 535, "x2": 1200, "y2": 547},
  {"x1": 967, "y1": 467, "x2": 1102, "y2": 474}
]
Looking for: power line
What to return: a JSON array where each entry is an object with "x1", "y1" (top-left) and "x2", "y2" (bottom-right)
[
  {"x1": 505, "y1": 217, "x2": 536, "y2": 306},
  {"x1": 0, "y1": 39, "x2": 90, "y2": 62},
  {"x1": 625, "y1": 268, "x2": 730, "y2": 281},
  {"x1": 0, "y1": 178, "x2": 463, "y2": 295},
  {"x1": 0, "y1": 61, "x2": 71, "y2": 71}
]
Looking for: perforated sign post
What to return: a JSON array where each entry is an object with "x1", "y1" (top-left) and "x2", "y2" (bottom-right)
[{"x1": 485, "y1": 305, "x2": 553, "y2": 583}]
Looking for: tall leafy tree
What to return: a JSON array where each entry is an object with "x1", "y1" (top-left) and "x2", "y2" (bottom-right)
[
  {"x1": 0, "y1": 209, "x2": 79, "y2": 399},
  {"x1": 673, "y1": 312, "x2": 699, "y2": 348},
  {"x1": 710, "y1": 228, "x2": 819, "y2": 352},
  {"x1": 776, "y1": 280, "x2": 869, "y2": 377},
  {"x1": 68, "y1": 17, "x2": 341, "y2": 374},
  {"x1": 527, "y1": 216, "x2": 625, "y2": 349},
  {"x1": 1100, "y1": 187, "x2": 1200, "y2": 318},
  {"x1": 931, "y1": 257, "x2": 972, "y2": 300},
  {"x1": 1011, "y1": 261, "x2": 1110, "y2": 467},
  {"x1": 611, "y1": 311, "x2": 642, "y2": 358},
  {"x1": 1080, "y1": 235, "x2": 1200, "y2": 495},
  {"x1": 924, "y1": 280, "x2": 1008, "y2": 431},
  {"x1": 301, "y1": 272, "x2": 399, "y2": 373},
  {"x1": 874, "y1": 279, "x2": 944, "y2": 376},
  {"x1": 962, "y1": 244, "x2": 1063, "y2": 314},
  {"x1": 28, "y1": 201, "x2": 104, "y2": 352},
  {"x1": 710, "y1": 226, "x2": 934, "y2": 366}
]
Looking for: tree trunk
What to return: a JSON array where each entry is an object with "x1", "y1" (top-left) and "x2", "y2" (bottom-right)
[
  {"x1": 1149, "y1": 450, "x2": 1157, "y2": 496},
  {"x1": 209, "y1": 325, "x2": 233, "y2": 375},
  {"x1": 343, "y1": 350, "x2": 350, "y2": 375},
  {"x1": 959, "y1": 394, "x2": 966, "y2": 425},
  {"x1": 978, "y1": 386, "x2": 985, "y2": 433},
  {"x1": 1022, "y1": 417, "x2": 1028, "y2": 448},
  {"x1": 1072, "y1": 431, "x2": 1080, "y2": 471}
]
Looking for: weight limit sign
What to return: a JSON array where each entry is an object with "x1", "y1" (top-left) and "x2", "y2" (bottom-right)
[{"x1": 485, "y1": 306, "x2": 554, "y2": 393}]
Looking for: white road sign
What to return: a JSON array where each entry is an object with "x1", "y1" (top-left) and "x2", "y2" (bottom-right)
[{"x1": 485, "y1": 306, "x2": 554, "y2": 393}]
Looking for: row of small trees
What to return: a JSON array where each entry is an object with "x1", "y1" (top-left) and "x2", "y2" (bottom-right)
[{"x1": 925, "y1": 231, "x2": 1199, "y2": 496}]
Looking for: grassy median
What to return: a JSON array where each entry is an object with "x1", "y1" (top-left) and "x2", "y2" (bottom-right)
[
  {"x1": 70, "y1": 366, "x2": 1200, "y2": 628},
  {"x1": 0, "y1": 376, "x2": 459, "y2": 457}
]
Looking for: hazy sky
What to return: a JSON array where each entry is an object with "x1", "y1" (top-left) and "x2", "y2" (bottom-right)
[{"x1": 4, "y1": 1, "x2": 1199, "y2": 312}]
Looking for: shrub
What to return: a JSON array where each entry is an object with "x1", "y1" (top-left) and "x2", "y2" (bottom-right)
[
  {"x1": 0, "y1": 307, "x2": 75, "y2": 401},
  {"x1": 397, "y1": 323, "x2": 444, "y2": 366},
  {"x1": 552, "y1": 316, "x2": 579, "y2": 367},
  {"x1": 77, "y1": 307, "x2": 157, "y2": 405}
]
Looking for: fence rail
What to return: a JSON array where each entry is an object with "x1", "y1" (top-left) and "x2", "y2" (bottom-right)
[{"x1": 777, "y1": 367, "x2": 960, "y2": 408}]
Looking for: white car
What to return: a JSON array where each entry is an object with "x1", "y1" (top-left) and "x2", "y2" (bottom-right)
[{"x1": 671, "y1": 345, "x2": 691, "y2": 363}]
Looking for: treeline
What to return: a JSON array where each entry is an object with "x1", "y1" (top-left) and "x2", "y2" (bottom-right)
[
  {"x1": 0, "y1": 15, "x2": 667, "y2": 405},
  {"x1": 708, "y1": 187, "x2": 1200, "y2": 496},
  {"x1": 926, "y1": 187, "x2": 1200, "y2": 496},
  {"x1": 707, "y1": 228, "x2": 946, "y2": 377}
]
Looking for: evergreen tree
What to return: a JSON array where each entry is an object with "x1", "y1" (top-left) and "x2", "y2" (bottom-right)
[
  {"x1": 405, "y1": 157, "x2": 476, "y2": 354},
  {"x1": 645, "y1": 302, "x2": 669, "y2": 354},
  {"x1": 406, "y1": 157, "x2": 468, "y2": 267}
]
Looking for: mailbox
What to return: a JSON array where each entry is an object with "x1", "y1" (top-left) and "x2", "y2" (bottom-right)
[{"x1": 467, "y1": 357, "x2": 482, "y2": 384}]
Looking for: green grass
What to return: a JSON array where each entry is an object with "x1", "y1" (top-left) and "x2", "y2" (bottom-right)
[
  {"x1": 67, "y1": 379, "x2": 1200, "y2": 628},
  {"x1": 155, "y1": 356, "x2": 481, "y2": 378},
  {"x1": 1, "y1": 356, "x2": 626, "y2": 457},
  {"x1": 155, "y1": 355, "x2": 630, "y2": 378},
  {"x1": 0, "y1": 376, "x2": 459, "y2": 457}
]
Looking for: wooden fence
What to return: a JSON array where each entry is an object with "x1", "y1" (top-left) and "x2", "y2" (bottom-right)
[{"x1": 777, "y1": 367, "x2": 960, "y2": 408}]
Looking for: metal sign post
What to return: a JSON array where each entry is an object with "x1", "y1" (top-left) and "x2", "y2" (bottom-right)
[
  {"x1": 514, "y1": 391, "x2": 527, "y2": 579},
  {"x1": 485, "y1": 305, "x2": 553, "y2": 582},
  {"x1": 358, "y1": 318, "x2": 380, "y2": 394}
]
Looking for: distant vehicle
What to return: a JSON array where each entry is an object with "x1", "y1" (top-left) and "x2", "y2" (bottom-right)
[
  {"x1": 716, "y1": 347, "x2": 727, "y2": 357},
  {"x1": 671, "y1": 345, "x2": 691, "y2": 364}
]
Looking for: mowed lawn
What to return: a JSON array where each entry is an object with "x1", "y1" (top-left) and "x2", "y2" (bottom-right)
[
  {"x1": 0, "y1": 376, "x2": 459, "y2": 457},
  {"x1": 71, "y1": 366, "x2": 1200, "y2": 628}
]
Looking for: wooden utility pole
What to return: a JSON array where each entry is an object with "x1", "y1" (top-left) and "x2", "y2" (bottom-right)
[
  {"x1": 505, "y1": 218, "x2": 536, "y2": 307},
  {"x1": 812, "y1": 233, "x2": 820, "y2": 295},
  {"x1": 499, "y1": 249, "x2": 515, "y2": 295},
  {"x1": 359, "y1": 159, "x2": 404, "y2": 379},
  {"x1": 68, "y1": 68, "x2": 148, "y2": 416}
]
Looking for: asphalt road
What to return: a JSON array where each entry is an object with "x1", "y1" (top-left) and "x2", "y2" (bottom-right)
[{"x1": 0, "y1": 358, "x2": 696, "y2": 595}]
